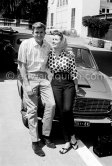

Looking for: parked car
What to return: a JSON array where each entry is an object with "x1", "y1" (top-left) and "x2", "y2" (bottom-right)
[
  {"x1": 0, "y1": 26, "x2": 32, "y2": 72},
  {"x1": 46, "y1": 28, "x2": 63, "y2": 35},
  {"x1": 90, "y1": 49, "x2": 112, "y2": 77},
  {"x1": 2, "y1": 27, "x2": 112, "y2": 129},
  {"x1": 17, "y1": 43, "x2": 112, "y2": 128}
]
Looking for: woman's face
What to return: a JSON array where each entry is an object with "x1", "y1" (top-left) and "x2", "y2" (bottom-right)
[{"x1": 52, "y1": 35, "x2": 61, "y2": 48}]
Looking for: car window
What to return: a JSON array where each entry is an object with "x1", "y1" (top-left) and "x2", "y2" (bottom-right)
[
  {"x1": 91, "y1": 50, "x2": 112, "y2": 76},
  {"x1": 71, "y1": 47, "x2": 94, "y2": 68}
]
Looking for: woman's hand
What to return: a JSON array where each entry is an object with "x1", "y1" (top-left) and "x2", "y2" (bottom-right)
[{"x1": 76, "y1": 89, "x2": 79, "y2": 93}]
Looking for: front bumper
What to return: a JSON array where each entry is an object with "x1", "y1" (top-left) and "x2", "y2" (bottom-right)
[{"x1": 74, "y1": 117, "x2": 112, "y2": 127}]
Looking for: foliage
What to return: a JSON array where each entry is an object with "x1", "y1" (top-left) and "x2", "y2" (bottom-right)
[
  {"x1": 82, "y1": 16, "x2": 110, "y2": 38},
  {"x1": 0, "y1": 0, "x2": 48, "y2": 25},
  {"x1": 28, "y1": 0, "x2": 48, "y2": 26}
]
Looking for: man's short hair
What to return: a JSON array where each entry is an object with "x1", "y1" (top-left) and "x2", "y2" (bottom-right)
[{"x1": 32, "y1": 22, "x2": 46, "y2": 31}]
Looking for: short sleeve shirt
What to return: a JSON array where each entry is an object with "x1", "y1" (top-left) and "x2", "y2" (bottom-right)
[{"x1": 18, "y1": 38, "x2": 51, "y2": 73}]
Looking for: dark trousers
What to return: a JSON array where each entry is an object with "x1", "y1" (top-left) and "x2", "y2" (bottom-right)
[{"x1": 51, "y1": 73, "x2": 76, "y2": 142}]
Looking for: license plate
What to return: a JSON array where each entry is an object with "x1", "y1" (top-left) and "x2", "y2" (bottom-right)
[{"x1": 74, "y1": 121, "x2": 90, "y2": 127}]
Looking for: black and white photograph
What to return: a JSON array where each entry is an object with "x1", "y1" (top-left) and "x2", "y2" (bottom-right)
[{"x1": 0, "y1": 0, "x2": 112, "y2": 166}]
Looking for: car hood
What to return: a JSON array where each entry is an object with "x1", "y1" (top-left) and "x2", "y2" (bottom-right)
[{"x1": 78, "y1": 68, "x2": 112, "y2": 100}]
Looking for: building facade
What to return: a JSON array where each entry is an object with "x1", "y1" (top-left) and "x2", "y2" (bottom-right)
[
  {"x1": 47, "y1": 0, "x2": 104, "y2": 37},
  {"x1": 100, "y1": 0, "x2": 112, "y2": 14}
]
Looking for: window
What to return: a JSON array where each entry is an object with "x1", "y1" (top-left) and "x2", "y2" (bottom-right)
[
  {"x1": 57, "y1": 0, "x2": 68, "y2": 7},
  {"x1": 51, "y1": 13, "x2": 54, "y2": 27},
  {"x1": 60, "y1": 0, "x2": 62, "y2": 6},
  {"x1": 66, "y1": 0, "x2": 68, "y2": 4},
  {"x1": 63, "y1": 0, "x2": 65, "y2": 5},
  {"x1": 57, "y1": 0, "x2": 59, "y2": 7},
  {"x1": 107, "y1": 0, "x2": 112, "y2": 2},
  {"x1": 71, "y1": 47, "x2": 94, "y2": 68},
  {"x1": 71, "y1": 8, "x2": 75, "y2": 29},
  {"x1": 102, "y1": 8, "x2": 105, "y2": 13},
  {"x1": 107, "y1": 9, "x2": 109, "y2": 13}
]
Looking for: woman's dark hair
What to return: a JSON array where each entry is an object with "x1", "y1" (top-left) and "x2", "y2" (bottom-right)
[{"x1": 52, "y1": 30, "x2": 63, "y2": 40}]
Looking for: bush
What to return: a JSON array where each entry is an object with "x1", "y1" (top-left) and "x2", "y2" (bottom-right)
[{"x1": 82, "y1": 16, "x2": 110, "y2": 38}]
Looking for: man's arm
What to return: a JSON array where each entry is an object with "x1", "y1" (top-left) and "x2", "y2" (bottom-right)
[
  {"x1": 18, "y1": 41, "x2": 33, "y2": 96},
  {"x1": 19, "y1": 62, "x2": 33, "y2": 96}
]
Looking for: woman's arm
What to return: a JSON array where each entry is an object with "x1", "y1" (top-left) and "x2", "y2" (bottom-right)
[{"x1": 73, "y1": 78, "x2": 79, "y2": 93}]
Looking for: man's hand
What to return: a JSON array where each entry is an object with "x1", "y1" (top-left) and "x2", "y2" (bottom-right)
[{"x1": 25, "y1": 85, "x2": 34, "y2": 96}]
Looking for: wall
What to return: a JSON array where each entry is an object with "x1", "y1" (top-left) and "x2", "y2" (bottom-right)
[
  {"x1": 47, "y1": 0, "x2": 101, "y2": 37},
  {"x1": 68, "y1": 0, "x2": 83, "y2": 36},
  {"x1": 56, "y1": 6, "x2": 68, "y2": 30},
  {"x1": 100, "y1": 0, "x2": 112, "y2": 13}
]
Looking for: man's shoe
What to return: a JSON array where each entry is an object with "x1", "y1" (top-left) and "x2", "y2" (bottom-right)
[
  {"x1": 42, "y1": 136, "x2": 56, "y2": 149},
  {"x1": 32, "y1": 142, "x2": 45, "y2": 157}
]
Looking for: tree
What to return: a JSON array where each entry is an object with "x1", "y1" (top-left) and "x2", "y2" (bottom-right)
[
  {"x1": 82, "y1": 16, "x2": 110, "y2": 38},
  {"x1": 0, "y1": 0, "x2": 48, "y2": 27},
  {"x1": 0, "y1": 0, "x2": 18, "y2": 19},
  {"x1": 28, "y1": 0, "x2": 48, "y2": 25}
]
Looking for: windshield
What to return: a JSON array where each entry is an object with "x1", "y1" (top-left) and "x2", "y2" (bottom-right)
[
  {"x1": 91, "y1": 50, "x2": 112, "y2": 77},
  {"x1": 70, "y1": 47, "x2": 95, "y2": 69}
]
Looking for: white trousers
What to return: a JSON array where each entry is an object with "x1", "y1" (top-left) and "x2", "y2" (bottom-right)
[{"x1": 23, "y1": 78, "x2": 55, "y2": 142}]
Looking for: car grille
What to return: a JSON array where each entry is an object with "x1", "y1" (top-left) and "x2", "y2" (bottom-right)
[{"x1": 73, "y1": 97, "x2": 111, "y2": 114}]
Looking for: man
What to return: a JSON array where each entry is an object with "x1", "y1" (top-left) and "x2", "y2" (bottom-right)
[{"x1": 18, "y1": 22, "x2": 56, "y2": 157}]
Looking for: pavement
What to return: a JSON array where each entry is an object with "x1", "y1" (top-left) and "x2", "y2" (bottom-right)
[{"x1": 0, "y1": 78, "x2": 112, "y2": 166}]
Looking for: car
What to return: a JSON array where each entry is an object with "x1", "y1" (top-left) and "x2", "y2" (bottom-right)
[
  {"x1": 90, "y1": 48, "x2": 112, "y2": 77},
  {"x1": 46, "y1": 28, "x2": 63, "y2": 35},
  {"x1": 0, "y1": 26, "x2": 32, "y2": 72},
  {"x1": 69, "y1": 44, "x2": 112, "y2": 127},
  {"x1": 17, "y1": 43, "x2": 112, "y2": 128}
]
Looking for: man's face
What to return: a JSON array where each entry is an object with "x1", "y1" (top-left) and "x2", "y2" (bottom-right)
[{"x1": 33, "y1": 27, "x2": 45, "y2": 44}]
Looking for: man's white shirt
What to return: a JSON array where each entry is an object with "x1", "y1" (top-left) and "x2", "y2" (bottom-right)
[{"x1": 18, "y1": 37, "x2": 51, "y2": 73}]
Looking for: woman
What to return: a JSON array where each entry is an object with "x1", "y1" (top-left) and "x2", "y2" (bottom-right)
[{"x1": 47, "y1": 31, "x2": 79, "y2": 154}]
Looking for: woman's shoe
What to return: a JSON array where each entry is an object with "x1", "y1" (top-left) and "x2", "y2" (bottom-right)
[
  {"x1": 59, "y1": 142, "x2": 71, "y2": 154},
  {"x1": 70, "y1": 141, "x2": 78, "y2": 150},
  {"x1": 59, "y1": 146, "x2": 71, "y2": 154}
]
